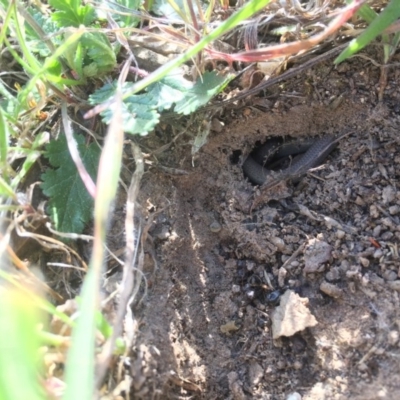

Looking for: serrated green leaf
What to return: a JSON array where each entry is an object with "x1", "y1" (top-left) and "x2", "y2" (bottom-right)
[
  {"x1": 82, "y1": 63, "x2": 99, "y2": 77},
  {"x1": 89, "y1": 81, "x2": 160, "y2": 135},
  {"x1": 81, "y1": 32, "x2": 116, "y2": 73},
  {"x1": 90, "y1": 71, "x2": 232, "y2": 134},
  {"x1": 174, "y1": 71, "x2": 233, "y2": 114},
  {"x1": 89, "y1": 81, "x2": 120, "y2": 103},
  {"x1": 49, "y1": 0, "x2": 95, "y2": 27},
  {"x1": 101, "y1": 95, "x2": 160, "y2": 135},
  {"x1": 335, "y1": 0, "x2": 400, "y2": 64},
  {"x1": 41, "y1": 134, "x2": 100, "y2": 233},
  {"x1": 146, "y1": 73, "x2": 192, "y2": 110}
]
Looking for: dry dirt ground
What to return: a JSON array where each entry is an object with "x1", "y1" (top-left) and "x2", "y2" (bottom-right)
[
  {"x1": 119, "y1": 51, "x2": 400, "y2": 399},
  {"x1": 99, "y1": 48, "x2": 400, "y2": 400},
  {"x1": 88, "y1": 48, "x2": 400, "y2": 399}
]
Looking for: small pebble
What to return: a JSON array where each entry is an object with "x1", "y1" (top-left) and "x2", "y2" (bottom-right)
[
  {"x1": 339, "y1": 260, "x2": 350, "y2": 272},
  {"x1": 383, "y1": 270, "x2": 397, "y2": 281},
  {"x1": 320, "y1": 281, "x2": 343, "y2": 298},
  {"x1": 232, "y1": 285, "x2": 241, "y2": 293},
  {"x1": 290, "y1": 261, "x2": 300, "y2": 268},
  {"x1": 370, "y1": 205, "x2": 379, "y2": 218},
  {"x1": 210, "y1": 221, "x2": 222, "y2": 232},
  {"x1": 336, "y1": 230, "x2": 345, "y2": 239},
  {"x1": 246, "y1": 261, "x2": 255, "y2": 271},
  {"x1": 382, "y1": 231, "x2": 394, "y2": 240},
  {"x1": 292, "y1": 361, "x2": 303, "y2": 370},
  {"x1": 373, "y1": 225, "x2": 382, "y2": 237},
  {"x1": 382, "y1": 186, "x2": 395, "y2": 204},
  {"x1": 382, "y1": 217, "x2": 395, "y2": 229},
  {"x1": 388, "y1": 281, "x2": 400, "y2": 291},
  {"x1": 156, "y1": 226, "x2": 170, "y2": 240},
  {"x1": 355, "y1": 196, "x2": 365, "y2": 206},
  {"x1": 286, "y1": 392, "x2": 301, "y2": 400},
  {"x1": 326, "y1": 267, "x2": 341, "y2": 281},
  {"x1": 389, "y1": 205, "x2": 400, "y2": 215},
  {"x1": 271, "y1": 236, "x2": 285, "y2": 251},
  {"x1": 388, "y1": 330, "x2": 399, "y2": 345},
  {"x1": 370, "y1": 273, "x2": 385, "y2": 285},
  {"x1": 359, "y1": 257, "x2": 370, "y2": 267},
  {"x1": 373, "y1": 249, "x2": 383, "y2": 259}
]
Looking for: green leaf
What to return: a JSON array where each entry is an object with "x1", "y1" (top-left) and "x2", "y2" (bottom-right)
[
  {"x1": 89, "y1": 81, "x2": 160, "y2": 135},
  {"x1": 102, "y1": 94, "x2": 160, "y2": 135},
  {"x1": 146, "y1": 72, "x2": 192, "y2": 110},
  {"x1": 80, "y1": 32, "x2": 116, "y2": 74},
  {"x1": 357, "y1": 4, "x2": 378, "y2": 24},
  {"x1": 49, "y1": 0, "x2": 96, "y2": 27},
  {"x1": 62, "y1": 31, "x2": 116, "y2": 79},
  {"x1": 64, "y1": 268, "x2": 97, "y2": 400},
  {"x1": 335, "y1": 0, "x2": 400, "y2": 64},
  {"x1": 174, "y1": 71, "x2": 232, "y2": 114},
  {"x1": 90, "y1": 71, "x2": 232, "y2": 134},
  {"x1": 41, "y1": 133, "x2": 100, "y2": 233}
]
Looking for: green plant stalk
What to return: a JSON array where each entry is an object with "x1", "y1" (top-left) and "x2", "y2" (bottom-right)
[
  {"x1": 0, "y1": 177, "x2": 17, "y2": 201},
  {"x1": 64, "y1": 95, "x2": 124, "y2": 400},
  {"x1": 203, "y1": 0, "x2": 215, "y2": 26},
  {"x1": 114, "y1": 0, "x2": 271, "y2": 102},
  {"x1": 0, "y1": 0, "x2": 14, "y2": 48},
  {"x1": 0, "y1": 107, "x2": 9, "y2": 174},
  {"x1": 19, "y1": 28, "x2": 86, "y2": 106},
  {"x1": 3, "y1": 37, "x2": 39, "y2": 76},
  {"x1": 11, "y1": 151, "x2": 42, "y2": 190},
  {"x1": 38, "y1": 330, "x2": 71, "y2": 347},
  {"x1": 193, "y1": 0, "x2": 205, "y2": 23},
  {"x1": 11, "y1": 1, "x2": 42, "y2": 74}
]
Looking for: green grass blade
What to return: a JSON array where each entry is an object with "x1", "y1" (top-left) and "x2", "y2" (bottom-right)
[
  {"x1": 0, "y1": 176, "x2": 17, "y2": 200},
  {"x1": 18, "y1": 28, "x2": 85, "y2": 106},
  {"x1": 0, "y1": 107, "x2": 9, "y2": 168},
  {"x1": 63, "y1": 267, "x2": 98, "y2": 400},
  {"x1": 11, "y1": 1, "x2": 42, "y2": 73},
  {"x1": 0, "y1": 286, "x2": 45, "y2": 400},
  {"x1": 63, "y1": 94, "x2": 124, "y2": 400},
  {"x1": 335, "y1": 0, "x2": 400, "y2": 64},
  {"x1": 357, "y1": 4, "x2": 377, "y2": 23},
  {"x1": 0, "y1": 0, "x2": 14, "y2": 48}
]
